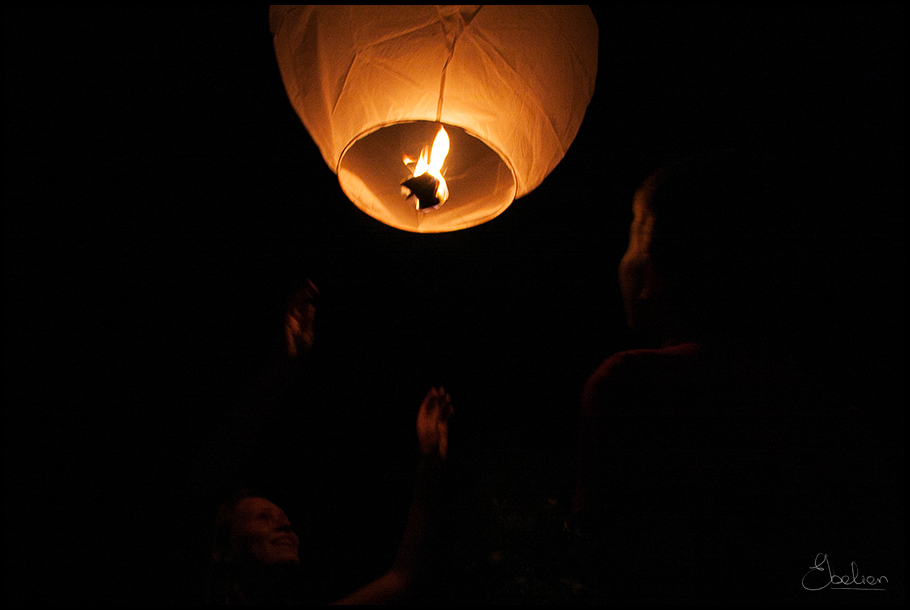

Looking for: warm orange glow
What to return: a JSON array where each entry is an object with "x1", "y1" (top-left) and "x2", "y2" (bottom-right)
[
  {"x1": 403, "y1": 126, "x2": 450, "y2": 208},
  {"x1": 272, "y1": 5, "x2": 598, "y2": 232}
]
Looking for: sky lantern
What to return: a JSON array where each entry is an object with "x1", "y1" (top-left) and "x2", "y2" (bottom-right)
[{"x1": 269, "y1": 5, "x2": 598, "y2": 233}]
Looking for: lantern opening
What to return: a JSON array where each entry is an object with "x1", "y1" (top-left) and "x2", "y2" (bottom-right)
[{"x1": 338, "y1": 121, "x2": 516, "y2": 233}]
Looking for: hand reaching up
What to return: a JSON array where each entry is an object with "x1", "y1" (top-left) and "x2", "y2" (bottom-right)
[{"x1": 417, "y1": 387, "x2": 453, "y2": 460}]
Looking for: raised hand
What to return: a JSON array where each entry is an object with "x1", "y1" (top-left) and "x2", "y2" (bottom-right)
[
  {"x1": 416, "y1": 387, "x2": 453, "y2": 460},
  {"x1": 284, "y1": 279, "x2": 318, "y2": 357}
]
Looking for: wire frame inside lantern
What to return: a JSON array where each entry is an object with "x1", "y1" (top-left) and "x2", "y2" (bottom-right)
[{"x1": 338, "y1": 121, "x2": 517, "y2": 233}]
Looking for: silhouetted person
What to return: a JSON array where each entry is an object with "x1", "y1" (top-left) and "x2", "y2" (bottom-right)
[
  {"x1": 191, "y1": 280, "x2": 458, "y2": 603},
  {"x1": 208, "y1": 387, "x2": 453, "y2": 604},
  {"x1": 572, "y1": 151, "x2": 889, "y2": 603}
]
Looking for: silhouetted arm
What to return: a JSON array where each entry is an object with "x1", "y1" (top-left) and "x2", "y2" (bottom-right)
[{"x1": 333, "y1": 387, "x2": 453, "y2": 605}]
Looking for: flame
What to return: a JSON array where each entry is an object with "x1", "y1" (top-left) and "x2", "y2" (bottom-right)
[{"x1": 403, "y1": 126, "x2": 450, "y2": 208}]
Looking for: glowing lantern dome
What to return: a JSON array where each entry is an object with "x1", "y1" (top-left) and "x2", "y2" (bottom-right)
[{"x1": 270, "y1": 5, "x2": 598, "y2": 233}]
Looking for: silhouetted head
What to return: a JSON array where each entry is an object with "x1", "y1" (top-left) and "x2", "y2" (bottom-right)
[
  {"x1": 620, "y1": 151, "x2": 799, "y2": 347},
  {"x1": 212, "y1": 492, "x2": 300, "y2": 566}
]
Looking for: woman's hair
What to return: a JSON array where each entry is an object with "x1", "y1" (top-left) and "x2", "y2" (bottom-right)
[{"x1": 211, "y1": 488, "x2": 269, "y2": 564}]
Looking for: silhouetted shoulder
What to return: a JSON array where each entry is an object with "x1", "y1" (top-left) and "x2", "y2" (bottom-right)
[
  {"x1": 583, "y1": 343, "x2": 702, "y2": 402},
  {"x1": 582, "y1": 343, "x2": 707, "y2": 421},
  {"x1": 580, "y1": 341, "x2": 819, "y2": 467}
]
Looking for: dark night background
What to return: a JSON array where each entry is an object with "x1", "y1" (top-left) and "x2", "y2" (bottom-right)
[{"x1": 6, "y1": 6, "x2": 904, "y2": 604}]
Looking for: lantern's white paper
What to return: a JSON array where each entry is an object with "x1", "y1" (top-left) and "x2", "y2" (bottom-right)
[{"x1": 271, "y1": 5, "x2": 598, "y2": 232}]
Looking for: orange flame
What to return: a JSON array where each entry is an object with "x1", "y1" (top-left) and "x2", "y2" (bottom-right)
[{"x1": 403, "y1": 126, "x2": 450, "y2": 208}]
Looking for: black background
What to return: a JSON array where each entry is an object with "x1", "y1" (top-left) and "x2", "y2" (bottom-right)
[{"x1": 6, "y1": 6, "x2": 904, "y2": 604}]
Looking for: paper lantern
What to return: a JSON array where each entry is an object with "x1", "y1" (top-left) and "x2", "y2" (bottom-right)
[{"x1": 270, "y1": 5, "x2": 598, "y2": 233}]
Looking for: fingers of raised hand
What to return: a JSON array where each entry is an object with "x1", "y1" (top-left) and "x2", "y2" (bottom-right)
[{"x1": 418, "y1": 387, "x2": 453, "y2": 458}]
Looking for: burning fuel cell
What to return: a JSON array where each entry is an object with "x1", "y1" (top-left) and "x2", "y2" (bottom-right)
[
  {"x1": 402, "y1": 174, "x2": 442, "y2": 209},
  {"x1": 402, "y1": 126, "x2": 450, "y2": 211}
]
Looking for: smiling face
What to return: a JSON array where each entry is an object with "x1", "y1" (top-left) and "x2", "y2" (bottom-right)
[{"x1": 227, "y1": 497, "x2": 300, "y2": 565}]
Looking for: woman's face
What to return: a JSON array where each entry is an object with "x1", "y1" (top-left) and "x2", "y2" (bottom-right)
[{"x1": 228, "y1": 497, "x2": 300, "y2": 564}]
